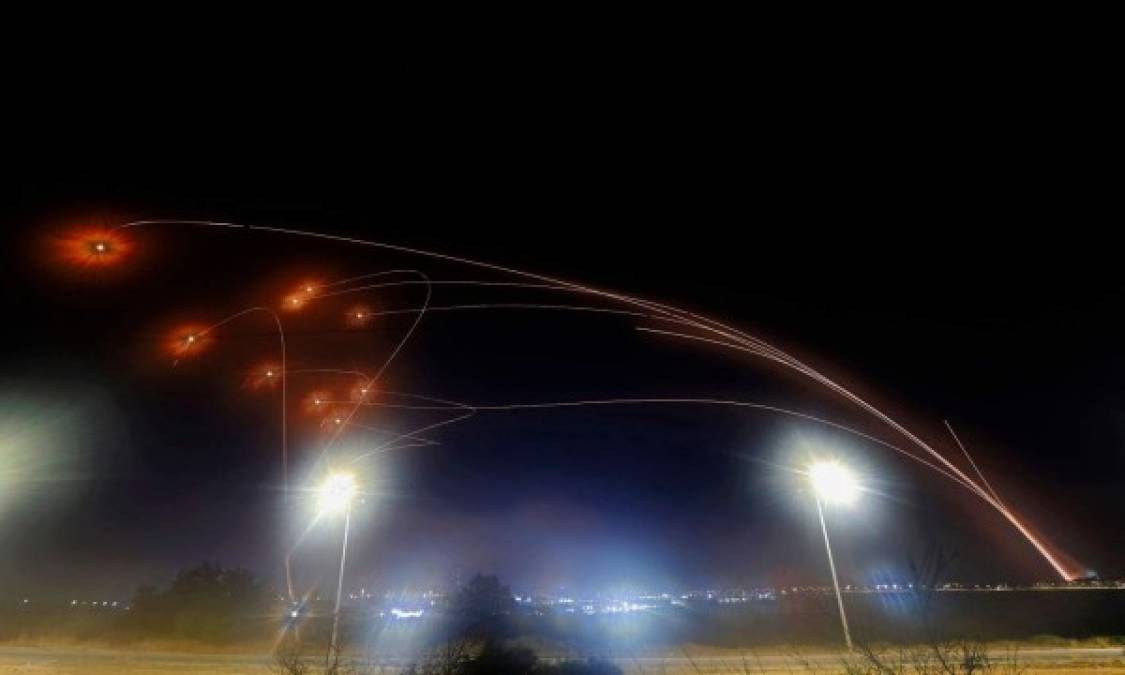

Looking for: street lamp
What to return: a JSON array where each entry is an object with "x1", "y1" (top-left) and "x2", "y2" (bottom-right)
[
  {"x1": 316, "y1": 472, "x2": 357, "y2": 660},
  {"x1": 808, "y1": 460, "x2": 858, "y2": 651}
]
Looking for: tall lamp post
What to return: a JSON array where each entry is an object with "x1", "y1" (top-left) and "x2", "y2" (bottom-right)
[
  {"x1": 808, "y1": 460, "x2": 859, "y2": 652},
  {"x1": 316, "y1": 472, "x2": 358, "y2": 661}
]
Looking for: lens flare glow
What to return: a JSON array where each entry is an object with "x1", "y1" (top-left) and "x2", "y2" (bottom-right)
[{"x1": 810, "y1": 461, "x2": 859, "y2": 505}]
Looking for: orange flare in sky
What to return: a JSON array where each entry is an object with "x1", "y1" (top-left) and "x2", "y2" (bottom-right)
[
  {"x1": 282, "y1": 280, "x2": 322, "y2": 311},
  {"x1": 50, "y1": 226, "x2": 132, "y2": 269},
  {"x1": 282, "y1": 293, "x2": 307, "y2": 311},
  {"x1": 303, "y1": 390, "x2": 331, "y2": 414},
  {"x1": 347, "y1": 305, "x2": 373, "y2": 327},
  {"x1": 246, "y1": 363, "x2": 282, "y2": 391},
  {"x1": 349, "y1": 380, "x2": 376, "y2": 402},
  {"x1": 164, "y1": 324, "x2": 212, "y2": 361},
  {"x1": 320, "y1": 407, "x2": 350, "y2": 431}
]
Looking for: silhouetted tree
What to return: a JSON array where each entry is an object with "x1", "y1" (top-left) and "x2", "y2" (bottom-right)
[
  {"x1": 450, "y1": 574, "x2": 516, "y2": 642},
  {"x1": 400, "y1": 641, "x2": 621, "y2": 675},
  {"x1": 129, "y1": 562, "x2": 274, "y2": 642}
]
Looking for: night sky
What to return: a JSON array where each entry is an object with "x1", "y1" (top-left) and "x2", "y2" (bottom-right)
[{"x1": 4, "y1": 135, "x2": 1123, "y2": 602}]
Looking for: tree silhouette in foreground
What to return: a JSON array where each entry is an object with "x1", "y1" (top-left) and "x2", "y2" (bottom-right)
[{"x1": 130, "y1": 562, "x2": 274, "y2": 642}]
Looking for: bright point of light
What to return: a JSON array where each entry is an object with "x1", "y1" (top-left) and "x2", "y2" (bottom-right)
[
  {"x1": 93, "y1": 242, "x2": 107, "y2": 253},
  {"x1": 809, "y1": 460, "x2": 859, "y2": 505},
  {"x1": 316, "y1": 472, "x2": 357, "y2": 516},
  {"x1": 266, "y1": 370, "x2": 274, "y2": 377}
]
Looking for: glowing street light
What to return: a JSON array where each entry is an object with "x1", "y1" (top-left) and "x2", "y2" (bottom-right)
[
  {"x1": 316, "y1": 472, "x2": 356, "y2": 517},
  {"x1": 810, "y1": 461, "x2": 859, "y2": 506},
  {"x1": 316, "y1": 472, "x2": 357, "y2": 659},
  {"x1": 808, "y1": 460, "x2": 858, "y2": 651}
]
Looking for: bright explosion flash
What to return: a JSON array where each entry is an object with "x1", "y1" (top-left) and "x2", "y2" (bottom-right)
[{"x1": 809, "y1": 461, "x2": 859, "y2": 506}]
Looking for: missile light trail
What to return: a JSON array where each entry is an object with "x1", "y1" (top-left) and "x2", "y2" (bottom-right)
[{"x1": 93, "y1": 219, "x2": 1085, "y2": 580}]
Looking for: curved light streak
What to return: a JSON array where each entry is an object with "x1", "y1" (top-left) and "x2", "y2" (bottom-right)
[
  {"x1": 166, "y1": 305, "x2": 292, "y2": 597},
  {"x1": 117, "y1": 219, "x2": 1080, "y2": 579}
]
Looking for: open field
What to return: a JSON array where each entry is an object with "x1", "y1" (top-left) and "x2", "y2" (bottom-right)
[
  {"x1": 3, "y1": 592, "x2": 1124, "y2": 673},
  {"x1": 2, "y1": 644, "x2": 1124, "y2": 674}
]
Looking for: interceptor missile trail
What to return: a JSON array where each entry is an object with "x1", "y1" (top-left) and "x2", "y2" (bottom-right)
[{"x1": 115, "y1": 219, "x2": 1080, "y2": 580}]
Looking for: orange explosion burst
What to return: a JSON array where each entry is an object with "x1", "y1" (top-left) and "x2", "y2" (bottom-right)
[
  {"x1": 320, "y1": 407, "x2": 350, "y2": 432},
  {"x1": 282, "y1": 293, "x2": 307, "y2": 311},
  {"x1": 347, "y1": 305, "x2": 373, "y2": 328},
  {"x1": 164, "y1": 324, "x2": 213, "y2": 361},
  {"x1": 246, "y1": 363, "x2": 282, "y2": 391},
  {"x1": 349, "y1": 380, "x2": 376, "y2": 403},
  {"x1": 303, "y1": 390, "x2": 332, "y2": 414},
  {"x1": 282, "y1": 280, "x2": 322, "y2": 312},
  {"x1": 50, "y1": 226, "x2": 133, "y2": 270}
]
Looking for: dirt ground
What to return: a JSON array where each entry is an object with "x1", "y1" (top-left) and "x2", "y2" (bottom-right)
[{"x1": 2, "y1": 644, "x2": 1124, "y2": 675}]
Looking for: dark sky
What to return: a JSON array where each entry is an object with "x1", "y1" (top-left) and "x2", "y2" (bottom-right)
[{"x1": 3, "y1": 105, "x2": 1123, "y2": 601}]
